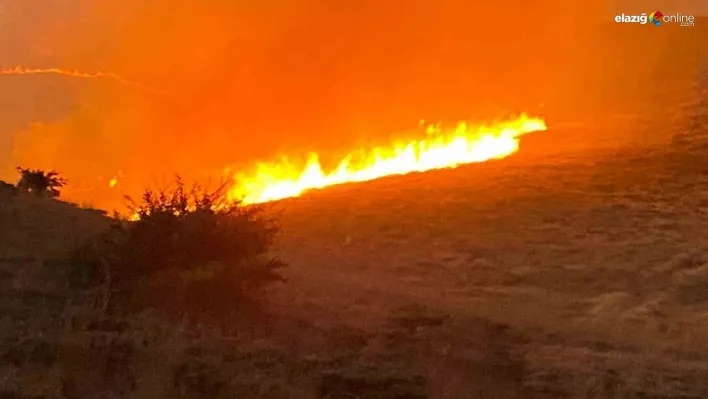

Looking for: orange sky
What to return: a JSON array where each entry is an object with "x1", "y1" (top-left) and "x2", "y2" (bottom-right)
[{"x1": 0, "y1": 1, "x2": 704, "y2": 209}]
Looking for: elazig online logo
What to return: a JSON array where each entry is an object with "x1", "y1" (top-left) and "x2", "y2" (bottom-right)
[{"x1": 615, "y1": 11, "x2": 695, "y2": 27}]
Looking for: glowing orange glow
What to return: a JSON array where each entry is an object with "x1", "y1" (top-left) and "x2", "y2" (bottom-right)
[
  {"x1": 228, "y1": 114, "x2": 547, "y2": 204},
  {"x1": 0, "y1": 66, "x2": 160, "y2": 96},
  {"x1": 108, "y1": 177, "x2": 118, "y2": 188}
]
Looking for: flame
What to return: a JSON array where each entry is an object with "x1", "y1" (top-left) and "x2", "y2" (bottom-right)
[
  {"x1": 0, "y1": 66, "x2": 160, "y2": 96},
  {"x1": 228, "y1": 114, "x2": 547, "y2": 204}
]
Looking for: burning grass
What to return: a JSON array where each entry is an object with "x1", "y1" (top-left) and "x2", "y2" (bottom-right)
[
  {"x1": 228, "y1": 114, "x2": 547, "y2": 204},
  {"x1": 1, "y1": 100, "x2": 707, "y2": 398}
]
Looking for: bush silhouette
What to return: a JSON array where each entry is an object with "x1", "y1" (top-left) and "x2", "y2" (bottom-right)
[
  {"x1": 16, "y1": 167, "x2": 67, "y2": 198},
  {"x1": 71, "y1": 178, "x2": 285, "y2": 327}
]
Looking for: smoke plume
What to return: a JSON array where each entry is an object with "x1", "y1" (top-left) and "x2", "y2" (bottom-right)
[{"x1": 0, "y1": 0, "x2": 701, "y2": 209}]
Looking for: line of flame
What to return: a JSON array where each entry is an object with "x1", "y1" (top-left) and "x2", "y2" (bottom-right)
[{"x1": 228, "y1": 114, "x2": 547, "y2": 204}]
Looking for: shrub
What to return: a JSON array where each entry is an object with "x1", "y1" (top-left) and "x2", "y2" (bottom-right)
[
  {"x1": 71, "y1": 177, "x2": 285, "y2": 327},
  {"x1": 16, "y1": 167, "x2": 67, "y2": 198}
]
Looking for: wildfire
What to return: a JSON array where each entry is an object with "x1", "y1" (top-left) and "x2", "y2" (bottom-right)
[
  {"x1": 228, "y1": 114, "x2": 547, "y2": 204},
  {"x1": 0, "y1": 66, "x2": 160, "y2": 96}
]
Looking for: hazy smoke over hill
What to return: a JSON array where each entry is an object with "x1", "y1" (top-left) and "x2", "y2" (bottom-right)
[
  {"x1": 0, "y1": 0, "x2": 703, "y2": 208},
  {"x1": 605, "y1": 0, "x2": 708, "y2": 15}
]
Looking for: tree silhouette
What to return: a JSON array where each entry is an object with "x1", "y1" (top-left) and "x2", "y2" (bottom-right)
[{"x1": 16, "y1": 167, "x2": 67, "y2": 198}]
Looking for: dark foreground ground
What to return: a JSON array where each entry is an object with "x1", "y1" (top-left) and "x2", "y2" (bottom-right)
[{"x1": 1, "y1": 90, "x2": 707, "y2": 397}]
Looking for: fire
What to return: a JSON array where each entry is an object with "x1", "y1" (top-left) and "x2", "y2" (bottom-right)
[
  {"x1": 0, "y1": 66, "x2": 160, "y2": 96},
  {"x1": 108, "y1": 177, "x2": 119, "y2": 188},
  {"x1": 228, "y1": 114, "x2": 547, "y2": 204}
]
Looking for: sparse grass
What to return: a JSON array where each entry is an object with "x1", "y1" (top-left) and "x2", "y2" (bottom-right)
[{"x1": 0, "y1": 188, "x2": 109, "y2": 259}]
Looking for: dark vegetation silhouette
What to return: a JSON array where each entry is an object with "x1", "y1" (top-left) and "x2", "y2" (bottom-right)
[
  {"x1": 68, "y1": 177, "x2": 285, "y2": 329},
  {"x1": 15, "y1": 167, "x2": 67, "y2": 198}
]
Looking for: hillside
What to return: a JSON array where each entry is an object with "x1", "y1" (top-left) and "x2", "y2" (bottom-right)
[
  {"x1": 1, "y1": 94, "x2": 707, "y2": 397},
  {"x1": 269, "y1": 108, "x2": 708, "y2": 397}
]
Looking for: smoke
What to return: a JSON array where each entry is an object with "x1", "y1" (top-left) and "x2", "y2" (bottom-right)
[
  {"x1": 0, "y1": 0, "x2": 699, "y2": 209},
  {"x1": 606, "y1": 0, "x2": 708, "y2": 16}
]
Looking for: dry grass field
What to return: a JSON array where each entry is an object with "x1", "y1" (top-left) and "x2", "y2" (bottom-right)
[
  {"x1": 1, "y1": 70, "x2": 707, "y2": 398},
  {"x1": 267, "y1": 104, "x2": 708, "y2": 397}
]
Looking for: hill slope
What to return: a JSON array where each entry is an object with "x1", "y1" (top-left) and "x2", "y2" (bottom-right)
[{"x1": 1, "y1": 96, "x2": 708, "y2": 397}]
